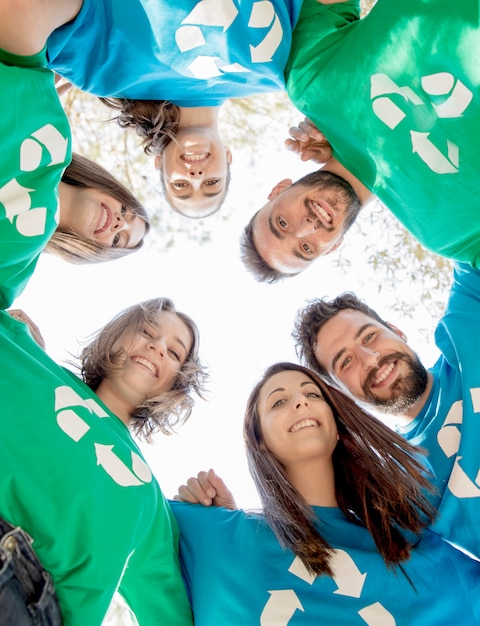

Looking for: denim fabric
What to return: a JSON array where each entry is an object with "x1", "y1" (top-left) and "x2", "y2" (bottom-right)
[{"x1": 0, "y1": 519, "x2": 62, "y2": 625}]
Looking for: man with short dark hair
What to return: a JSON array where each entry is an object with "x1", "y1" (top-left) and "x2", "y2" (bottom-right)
[
  {"x1": 293, "y1": 263, "x2": 480, "y2": 561},
  {"x1": 240, "y1": 158, "x2": 372, "y2": 282},
  {"x1": 244, "y1": 0, "x2": 480, "y2": 281}
]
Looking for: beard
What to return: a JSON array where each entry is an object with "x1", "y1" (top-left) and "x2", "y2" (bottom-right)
[{"x1": 361, "y1": 351, "x2": 429, "y2": 415}]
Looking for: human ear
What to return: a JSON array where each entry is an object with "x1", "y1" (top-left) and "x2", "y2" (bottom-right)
[
  {"x1": 154, "y1": 155, "x2": 163, "y2": 170},
  {"x1": 387, "y1": 322, "x2": 407, "y2": 342},
  {"x1": 225, "y1": 147, "x2": 233, "y2": 164},
  {"x1": 268, "y1": 179, "x2": 293, "y2": 200},
  {"x1": 325, "y1": 237, "x2": 344, "y2": 255}
]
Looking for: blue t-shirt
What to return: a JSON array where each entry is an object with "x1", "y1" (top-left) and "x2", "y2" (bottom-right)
[
  {"x1": 171, "y1": 502, "x2": 480, "y2": 625},
  {"x1": 399, "y1": 263, "x2": 480, "y2": 560},
  {"x1": 47, "y1": 0, "x2": 302, "y2": 106}
]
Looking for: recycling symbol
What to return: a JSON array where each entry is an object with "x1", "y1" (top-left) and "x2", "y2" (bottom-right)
[
  {"x1": 0, "y1": 123, "x2": 69, "y2": 237},
  {"x1": 260, "y1": 553, "x2": 396, "y2": 624},
  {"x1": 174, "y1": 0, "x2": 283, "y2": 79},
  {"x1": 371, "y1": 72, "x2": 473, "y2": 174},
  {"x1": 55, "y1": 385, "x2": 152, "y2": 488},
  {"x1": 436, "y1": 388, "x2": 480, "y2": 499}
]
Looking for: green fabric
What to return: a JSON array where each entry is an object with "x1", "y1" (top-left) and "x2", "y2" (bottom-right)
[
  {"x1": 287, "y1": 0, "x2": 480, "y2": 265},
  {"x1": 0, "y1": 51, "x2": 193, "y2": 625},
  {"x1": 0, "y1": 46, "x2": 70, "y2": 307}
]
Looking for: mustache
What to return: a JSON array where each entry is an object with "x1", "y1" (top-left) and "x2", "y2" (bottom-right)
[
  {"x1": 363, "y1": 352, "x2": 409, "y2": 389},
  {"x1": 304, "y1": 199, "x2": 334, "y2": 232}
]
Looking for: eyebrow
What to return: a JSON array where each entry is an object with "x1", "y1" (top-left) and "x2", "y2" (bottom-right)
[
  {"x1": 266, "y1": 379, "x2": 318, "y2": 400},
  {"x1": 331, "y1": 323, "x2": 375, "y2": 372},
  {"x1": 173, "y1": 335, "x2": 189, "y2": 359},
  {"x1": 267, "y1": 216, "x2": 313, "y2": 264}
]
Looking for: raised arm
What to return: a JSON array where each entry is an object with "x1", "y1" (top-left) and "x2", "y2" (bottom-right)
[{"x1": 0, "y1": 0, "x2": 82, "y2": 55}]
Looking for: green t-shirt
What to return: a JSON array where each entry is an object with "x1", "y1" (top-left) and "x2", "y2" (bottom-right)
[
  {"x1": 286, "y1": 0, "x2": 480, "y2": 266},
  {"x1": 0, "y1": 50, "x2": 193, "y2": 626}
]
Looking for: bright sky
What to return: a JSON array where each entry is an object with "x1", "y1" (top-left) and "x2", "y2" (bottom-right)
[{"x1": 15, "y1": 98, "x2": 443, "y2": 511}]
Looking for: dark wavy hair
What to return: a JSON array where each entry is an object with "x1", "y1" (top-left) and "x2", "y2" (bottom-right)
[
  {"x1": 240, "y1": 170, "x2": 361, "y2": 283},
  {"x1": 80, "y1": 297, "x2": 208, "y2": 440},
  {"x1": 244, "y1": 362, "x2": 436, "y2": 576},
  {"x1": 293, "y1": 293, "x2": 389, "y2": 382},
  {"x1": 99, "y1": 98, "x2": 180, "y2": 155},
  {"x1": 46, "y1": 152, "x2": 150, "y2": 264}
]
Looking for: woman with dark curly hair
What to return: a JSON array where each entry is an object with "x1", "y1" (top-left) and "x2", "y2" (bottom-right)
[
  {"x1": 172, "y1": 363, "x2": 480, "y2": 624},
  {"x1": 46, "y1": 0, "x2": 304, "y2": 218}
]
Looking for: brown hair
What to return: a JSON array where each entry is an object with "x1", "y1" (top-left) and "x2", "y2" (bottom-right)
[
  {"x1": 293, "y1": 293, "x2": 389, "y2": 382},
  {"x1": 240, "y1": 211, "x2": 290, "y2": 284},
  {"x1": 244, "y1": 362, "x2": 436, "y2": 576},
  {"x1": 99, "y1": 98, "x2": 181, "y2": 155},
  {"x1": 46, "y1": 152, "x2": 150, "y2": 264},
  {"x1": 80, "y1": 297, "x2": 208, "y2": 440}
]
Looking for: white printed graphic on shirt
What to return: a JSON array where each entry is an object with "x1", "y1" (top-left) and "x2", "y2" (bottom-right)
[
  {"x1": 260, "y1": 553, "x2": 395, "y2": 625},
  {"x1": 371, "y1": 72, "x2": 472, "y2": 174},
  {"x1": 437, "y1": 389, "x2": 480, "y2": 498},
  {"x1": 0, "y1": 124, "x2": 69, "y2": 237},
  {"x1": 55, "y1": 385, "x2": 152, "y2": 488},
  {"x1": 175, "y1": 0, "x2": 283, "y2": 79}
]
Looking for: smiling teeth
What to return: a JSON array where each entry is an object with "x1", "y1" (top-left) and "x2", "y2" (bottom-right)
[
  {"x1": 290, "y1": 418, "x2": 319, "y2": 433},
  {"x1": 373, "y1": 362, "x2": 395, "y2": 385},
  {"x1": 133, "y1": 357, "x2": 157, "y2": 376},
  {"x1": 312, "y1": 201, "x2": 332, "y2": 223},
  {"x1": 182, "y1": 153, "x2": 208, "y2": 162},
  {"x1": 98, "y1": 206, "x2": 108, "y2": 231}
]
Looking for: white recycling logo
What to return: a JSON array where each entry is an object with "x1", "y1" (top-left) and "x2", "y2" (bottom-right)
[
  {"x1": 55, "y1": 385, "x2": 152, "y2": 488},
  {"x1": 0, "y1": 123, "x2": 68, "y2": 237},
  {"x1": 175, "y1": 0, "x2": 283, "y2": 79},
  {"x1": 436, "y1": 389, "x2": 480, "y2": 499},
  {"x1": 371, "y1": 72, "x2": 473, "y2": 174},
  {"x1": 260, "y1": 554, "x2": 395, "y2": 625}
]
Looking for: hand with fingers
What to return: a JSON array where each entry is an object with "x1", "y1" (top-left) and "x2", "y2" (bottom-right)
[
  {"x1": 174, "y1": 469, "x2": 237, "y2": 510},
  {"x1": 285, "y1": 117, "x2": 333, "y2": 164},
  {"x1": 8, "y1": 309, "x2": 46, "y2": 350}
]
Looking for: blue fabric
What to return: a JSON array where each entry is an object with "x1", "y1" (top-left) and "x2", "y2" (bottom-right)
[
  {"x1": 399, "y1": 263, "x2": 480, "y2": 559},
  {"x1": 47, "y1": 0, "x2": 302, "y2": 106},
  {"x1": 171, "y1": 501, "x2": 480, "y2": 625},
  {"x1": 0, "y1": 519, "x2": 62, "y2": 626}
]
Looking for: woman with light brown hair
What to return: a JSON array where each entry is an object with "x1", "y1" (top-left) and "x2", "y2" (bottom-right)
[{"x1": 49, "y1": 152, "x2": 150, "y2": 264}]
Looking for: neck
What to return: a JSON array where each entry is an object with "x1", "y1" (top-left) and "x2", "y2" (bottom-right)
[
  {"x1": 178, "y1": 105, "x2": 220, "y2": 128},
  {"x1": 95, "y1": 380, "x2": 133, "y2": 428},
  {"x1": 323, "y1": 157, "x2": 374, "y2": 207},
  {"x1": 56, "y1": 181, "x2": 71, "y2": 229},
  {"x1": 287, "y1": 459, "x2": 338, "y2": 507}
]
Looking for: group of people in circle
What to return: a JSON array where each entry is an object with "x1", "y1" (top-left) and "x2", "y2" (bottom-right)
[{"x1": 1, "y1": 0, "x2": 479, "y2": 624}]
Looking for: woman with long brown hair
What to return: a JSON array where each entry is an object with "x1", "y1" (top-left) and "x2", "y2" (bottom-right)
[{"x1": 172, "y1": 362, "x2": 480, "y2": 624}]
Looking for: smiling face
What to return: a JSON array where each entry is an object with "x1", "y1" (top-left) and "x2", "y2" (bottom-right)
[
  {"x1": 314, "y1": 309, "x2": 429, "y2": 415},
  {"x1": 58, "y1": 185, "x2": 146, "y2": 249},
  {"x1": 157, "y1": 127, "x2": 232, "y2": 217},
  {"x1": 95, "y1": 310, "x2": 193, "y2": 423},
  {"x1": 252, "y1": 170, "x2": 360, "y2": 275},
  {"x1": 256, "y1": 370, "x2": 338, "y2": 473}
]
